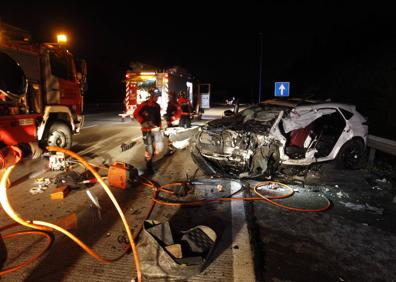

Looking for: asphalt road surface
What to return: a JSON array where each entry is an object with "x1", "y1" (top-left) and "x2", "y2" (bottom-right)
[{"x1": 1, "y1": 110, "x2": 396, "y2": 282}]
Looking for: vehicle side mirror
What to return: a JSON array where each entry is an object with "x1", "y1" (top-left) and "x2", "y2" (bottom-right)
[{"x1": 223, "y1": 109, "x2": 234, "y2": 117}]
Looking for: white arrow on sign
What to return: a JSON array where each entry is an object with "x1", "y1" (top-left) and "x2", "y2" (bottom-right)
[{"x1": 279, "y1": 84, "x2": 286, "y2": 96}]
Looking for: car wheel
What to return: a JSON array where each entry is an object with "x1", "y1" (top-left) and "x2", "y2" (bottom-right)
[
  {"x1": 44, "y1": 121, "x2": 72, "y2": 149},
  {"x1": 336, "y1": 139, "x2": 364, "y2": 169}
]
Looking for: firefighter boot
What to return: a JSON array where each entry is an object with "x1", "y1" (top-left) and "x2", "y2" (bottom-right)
[{"x1": 145, "y1": 159, "x2": 154, "y2": 176}]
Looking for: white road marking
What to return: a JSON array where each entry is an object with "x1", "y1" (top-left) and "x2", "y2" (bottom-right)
[
  {"x1": 231, "y1": 182, "x2": 256, "y2": 282},
  {"x1": 131, "y1": 136, "x2": 142, "y2": 142},
  {"x1": 82, "y1": 124, "x2": 98, "y2": 129}
]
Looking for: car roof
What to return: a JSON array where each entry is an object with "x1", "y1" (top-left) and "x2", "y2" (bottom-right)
[{"x1": 262, "y1": 98, "x2": 357, "y2": 112}]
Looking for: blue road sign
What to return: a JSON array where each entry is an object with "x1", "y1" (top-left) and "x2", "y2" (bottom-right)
[{"x1": 274, "y1": 82, "x2": 290, "y2": 97}]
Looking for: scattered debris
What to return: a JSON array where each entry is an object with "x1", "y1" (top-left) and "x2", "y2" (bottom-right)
[
  {"x1": 50, "y1": 185, "x2": 71, "y2": 200},
  {"x1": 29, "y1": 186, "x2": 47, "y2": 195},
  {"x1": 174, "y1": 182, "x2": 194, "y2": 197},
  {"x1": 48, "y1": 152, "x2": 68, "y2": 171},
  {"x1": 86, "y1": 190, "x2": 101, "y2": 209},
  {"x1": 165, "y1": 244, "x2": 183, "y2": 259},
  {"x1": 171, "y1": 139, "x2": 190, "y2": 149},
  {"x1": 137, "y1": 220, "x2": 217, "y2": 279},
  {"x1": 79, "y1": 178, "x2": 97, "y2": 184},
  {"x1": 53, "y1": 171, "x2": 83, "y2": 188},
  {"x1": 335, "y1": 190, "x2": 349, "y2": 199},
  {"x1": 164, "y1": 126, "x2": 199, "y2": 150},
  {"x1": 86, "y1": 190, "x2": 102, "y2": 220},
  {"x1": 365, "y1": 203, "x2": 384, "y2": 215},
  {"x1": 372, "y1": 186, "x2": 382, "y2": 190},
  {"x1": 30, "y1": 178, "x2": 51, "y2": 194},
  {"x1": 340, "y1": 201, "x2": 384, "y2": 214},
  {"x1": 35, "y1": 178, "x2": 51, "y2": 186},
  {"x1": 339, "y1": 201, "x2": 365, "y2": 211},
  {"x1": 117, "y1": 233, "x2": 129, "y2": 245},
  {"x1": 376, "y1": 178, "x2": 388, "y2": 183}
]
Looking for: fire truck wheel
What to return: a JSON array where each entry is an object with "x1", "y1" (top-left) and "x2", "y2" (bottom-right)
[{"x1": 45, "y1": 122, "x2": 72, "y2": 149}]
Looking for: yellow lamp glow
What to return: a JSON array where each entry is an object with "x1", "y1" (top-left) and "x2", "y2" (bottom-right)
[{"x1": 57, "y1": 34, "x2": 67, "y2": 44}]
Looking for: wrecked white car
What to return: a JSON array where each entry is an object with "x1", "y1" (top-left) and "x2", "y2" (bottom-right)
[{"x1": 191, "y1": 99, "x2": 368, "y2": 178}]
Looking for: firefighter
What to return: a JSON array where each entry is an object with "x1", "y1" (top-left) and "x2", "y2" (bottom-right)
[
  {"x1": 0, "y1": 142, "x2": 43, "y2": 170},
  {"x1": 177, "y1": 91, "x2": 192, "y2": 128},
  {"x1": 133, "y1": 88, "x2": 164, "y2": 174},
  {"x1": 164, "y1": 91, "x2": 179, "y2": 127}
]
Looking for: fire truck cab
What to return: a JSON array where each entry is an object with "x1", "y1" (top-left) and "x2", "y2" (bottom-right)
[
  {"x1": 0, "y1": 22, "x2": 87, "y2": 148},
  {"x1": 121, "y1": 63, "x2": 199, "y2": 126}
]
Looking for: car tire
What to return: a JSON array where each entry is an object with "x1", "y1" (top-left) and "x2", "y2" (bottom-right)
[
  {"x1": 336, "y1": 139, "x2": 364, "y2": 169},
  {"x1": 43, "y1": 121, "x2": 72, "y2": 149}
]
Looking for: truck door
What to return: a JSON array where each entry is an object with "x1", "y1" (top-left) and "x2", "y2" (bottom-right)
[{"x1": 47, "y1": 50, "x2": 83, "y2": 114}]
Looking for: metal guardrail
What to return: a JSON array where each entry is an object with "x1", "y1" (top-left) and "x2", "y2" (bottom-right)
[{"x1": 367, "y1": 134, "x2": 396, "y2": 163}]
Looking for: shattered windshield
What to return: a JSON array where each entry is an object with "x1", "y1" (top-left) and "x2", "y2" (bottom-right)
[
  {"x1": 239, "y1": 104, "x2": 287, "y2": 124},
  {"x1": 206, "y1": 103, "x2": 289, "y2": 132}
]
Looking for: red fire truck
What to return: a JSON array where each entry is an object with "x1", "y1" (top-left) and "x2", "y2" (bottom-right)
[
  {"x1": 0, "y1": 22, "x2": 87, "y2": 148},
  {"x1": 120, "y1": 63, "x2": 199, "y2": 125}
]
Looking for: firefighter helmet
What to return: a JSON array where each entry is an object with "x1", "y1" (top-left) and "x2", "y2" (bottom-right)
[{"x1": 149, "y1": 88, "x2": 161, "y2": 97}]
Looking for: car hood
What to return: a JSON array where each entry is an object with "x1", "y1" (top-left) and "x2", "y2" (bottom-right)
[
  {"x1": 206, "y1": 115, "x2": 244, "y2": 130},
  {"x1": 205, "y1": 115, "x2": 277, "y2": 134}
]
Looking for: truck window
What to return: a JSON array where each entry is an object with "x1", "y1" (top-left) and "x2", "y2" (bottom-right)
[
  {"x1": 0, "y1": 51, "x2": 27, "y2": 95},
  {"x1": 49, "y1": 52, "x2": 74, "y2": 81}
]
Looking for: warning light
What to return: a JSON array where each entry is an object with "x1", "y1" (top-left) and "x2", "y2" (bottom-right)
[{"x1": 57, "y1": 34, "x2": 67, "y2": 44}]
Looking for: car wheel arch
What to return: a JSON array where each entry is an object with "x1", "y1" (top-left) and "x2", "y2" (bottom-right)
[{"x1": 335, "y1": 137, "x2": 365, "y2": 169}]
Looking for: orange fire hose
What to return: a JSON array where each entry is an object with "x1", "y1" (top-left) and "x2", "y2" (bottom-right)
[
  {"x1": 140, "y1": 180, "x2": 331, "y2": 212},
  {"x1": 0, "y1": 229, "x2": 53, "y2": 276},
  {"x1": 0, "y1": 147, "x2": 142, "y2": 282},
  {"x1": 253, "y1": 181, "x2": 332, "y2": 212}
]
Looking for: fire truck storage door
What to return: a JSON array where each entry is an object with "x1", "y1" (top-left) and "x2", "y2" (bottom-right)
[{"x1": 0, "y1": 114, "x2": 40, "y2": 145}]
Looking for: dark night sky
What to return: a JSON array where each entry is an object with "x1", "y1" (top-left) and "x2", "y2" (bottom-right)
[{"x1": 2, "y1": 2, "x2": 396, "y2": 117}]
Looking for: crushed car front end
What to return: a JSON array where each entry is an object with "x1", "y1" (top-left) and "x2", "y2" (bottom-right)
[{"x1": 191, "y1": 104, "x2": 286, "y2": 178}]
